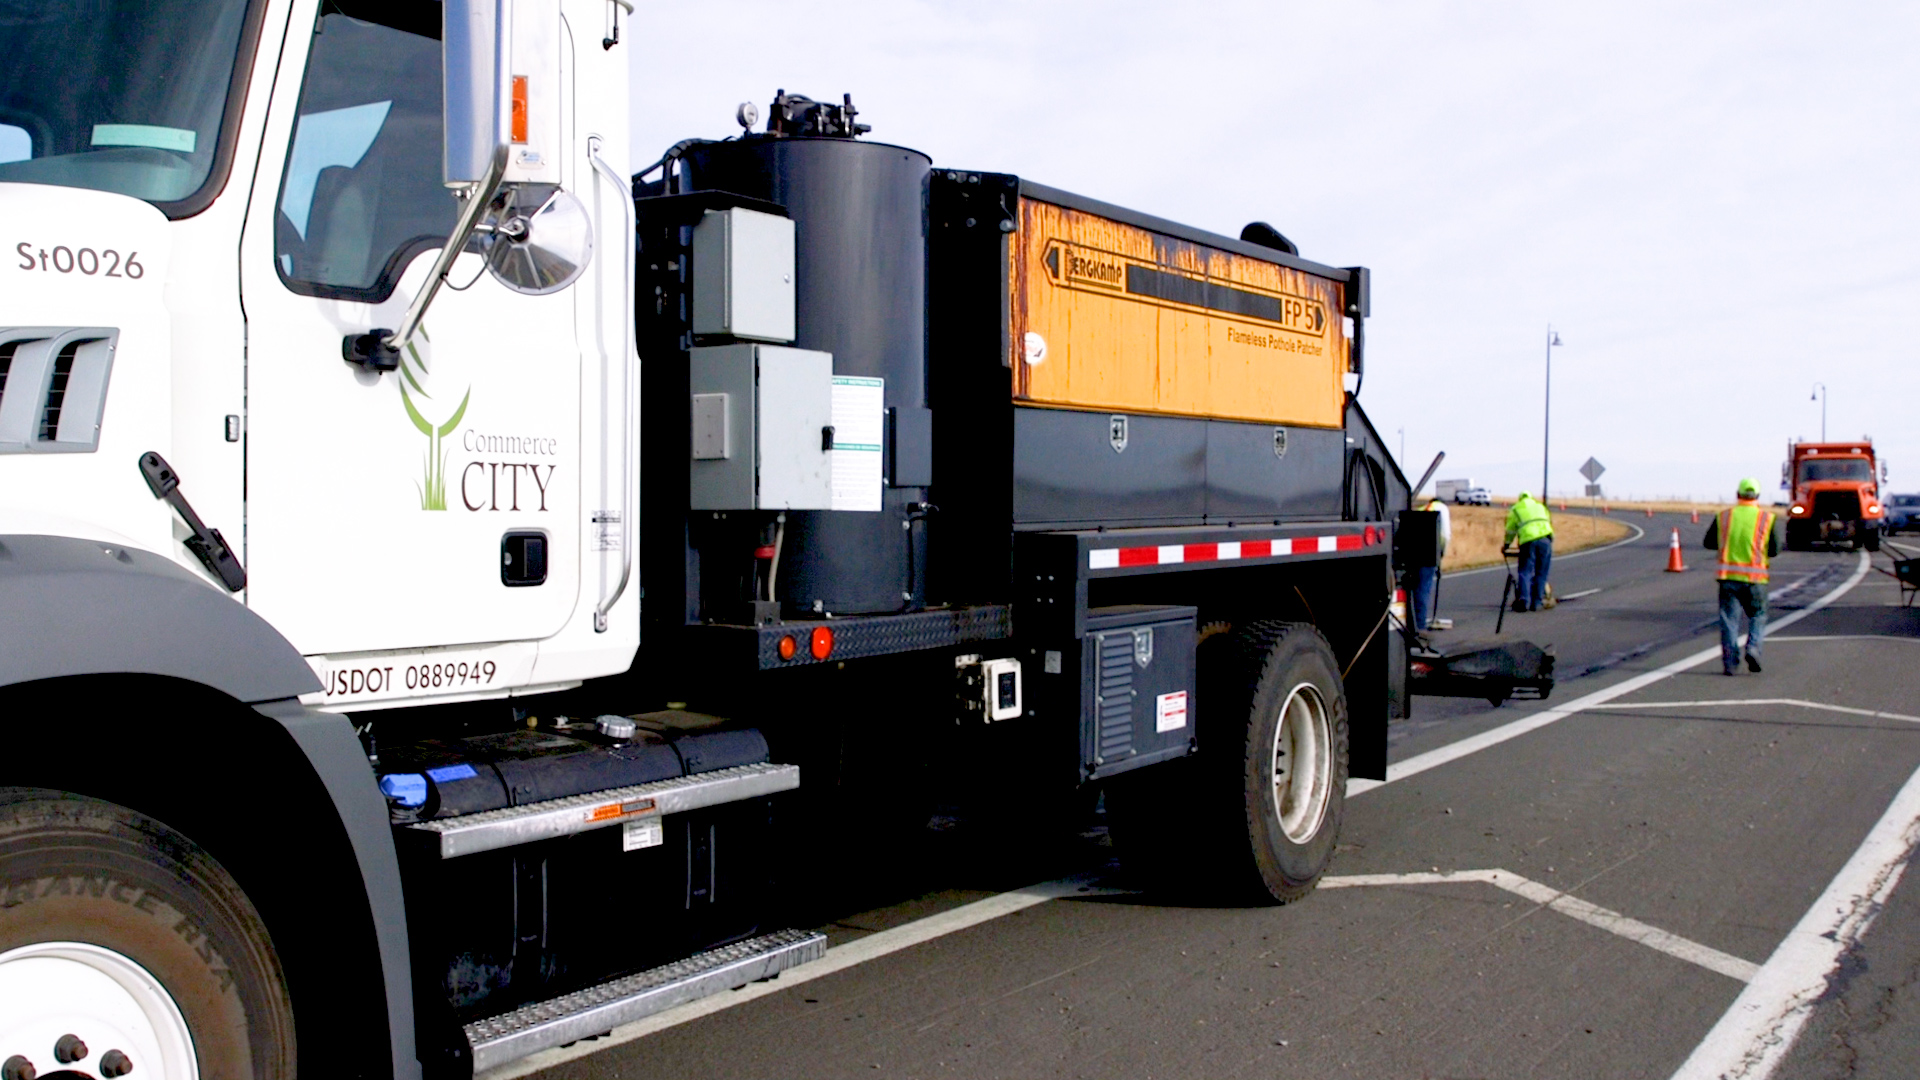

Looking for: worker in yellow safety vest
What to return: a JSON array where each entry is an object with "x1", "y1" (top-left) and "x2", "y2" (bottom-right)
[
  {"x1": 1503, "y1": 492, "x2": 1554, "y2": 612},
  {"x1": 1700, "y1": 478, "x2": 1779, "y2": 675}
]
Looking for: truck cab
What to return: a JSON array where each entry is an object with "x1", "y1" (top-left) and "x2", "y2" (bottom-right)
[{"x1": 1784, "y1": 440, "x2": 1885, "y2": 550}]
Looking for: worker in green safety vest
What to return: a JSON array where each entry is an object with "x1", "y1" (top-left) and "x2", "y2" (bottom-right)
[
  {"x1": 1701, "y1": 477, "x2": 1780, "y2": 675},
  {"x1": 1503, "y1": 492, "x2": 1554, "y2": 612}
]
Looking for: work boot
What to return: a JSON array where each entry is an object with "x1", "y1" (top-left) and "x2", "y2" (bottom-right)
[
  {"x1": 1512, "y1": 601, "x2": 1528, "y2": 613},
  {"x1": 1723, "y1": 665, "x2": 1738, "y2": 676},
  {"x1": 1745, "y1": 653, "x2": 1762, "y2": 673}
]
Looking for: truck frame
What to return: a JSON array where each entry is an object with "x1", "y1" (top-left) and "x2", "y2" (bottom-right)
[{"x1": 0, "y1": 6, "x2": 1420, "y2": 1079}]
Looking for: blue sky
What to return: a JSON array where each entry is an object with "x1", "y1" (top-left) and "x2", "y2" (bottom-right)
[{"x1": 630, "y1": 1, "x2": 1919, "y2": 500}]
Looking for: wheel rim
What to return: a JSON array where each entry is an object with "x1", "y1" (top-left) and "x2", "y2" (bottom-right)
[
  {"x1": 0, "y1": 941, "x2": 199, "y2": 1080},
  {"x1": 1271, "y1": 681, "x2": 1334, "y2": 844}
]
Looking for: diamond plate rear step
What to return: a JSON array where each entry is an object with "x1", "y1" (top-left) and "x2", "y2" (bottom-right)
[
  {"x1": 465, "y1": 928, "x2": 827, "y2": 1073},
  {"x1": 405, "y1": 762, "x2": 800, "y2": 859}
]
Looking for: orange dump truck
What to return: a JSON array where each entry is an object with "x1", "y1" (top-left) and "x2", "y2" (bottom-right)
[{"x1": 1784, "y1": 439, "x2": 1886, "y2": 550}]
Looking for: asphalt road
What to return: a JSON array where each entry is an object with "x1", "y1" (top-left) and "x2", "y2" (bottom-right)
[{"x1": 505, "y1": 518, "x2": 1920, "y2": 1080}]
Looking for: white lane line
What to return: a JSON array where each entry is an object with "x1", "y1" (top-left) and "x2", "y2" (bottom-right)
[
  {"x1": 1321, "y1": 869, "x2": 1759, "y2": 981},
  {"x1": 1446, "y1": 522, "x2": 1648, "y2": 578},
  {"x1": 477, "y1": 877, "x2": 1101, "y2": 1079},
  {"x1": 479, "y1": 553, "x2": 1873, "y2": 1076},
  {"x1": 1769, "y1": 633, "x2": 1920, "y2": 643},
  {"x1": 1669, "y1": 758, "x2": 1920, "y2": 1080},
  {"x1": 1348, "y1": 551, "x2": 1872, "y2": 797},
  {"x1": 1558, "y1": 587, "x2": 1603, "y2": 601},
  {"x1": 1590, "y1": 699, "x2": 1920, "y2": 724}
]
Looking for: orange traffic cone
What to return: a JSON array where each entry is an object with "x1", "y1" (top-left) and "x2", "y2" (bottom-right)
[
  {"x1": 1646, "y1": 507, "x2": 1654, "y2": 518},
  {"x1": 1690, "y1": 508, "x2": 1700, "y2": 524},
  {"x1": 1664, "y1": 527, "x2": 1687, "y2": 572},
  {"x1": 1602, "y1": 505, "x2": 1610, "y2": 514}
]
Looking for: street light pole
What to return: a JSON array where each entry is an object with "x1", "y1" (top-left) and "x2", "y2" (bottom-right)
[
  {"x1": 1543, "y1": 326, "x2": 1562, "y2": 497},
  {"x1": 1810, "y1": 382, "x2": 1827, "y2": 441}
]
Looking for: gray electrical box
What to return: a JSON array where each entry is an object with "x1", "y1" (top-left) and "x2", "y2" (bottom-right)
[
  {"x1": 692, "y1": 207, "x2": 796, "y2": 343},
  {"x1": 689, "y1": 344, "x2": 833, "y2": 510}
]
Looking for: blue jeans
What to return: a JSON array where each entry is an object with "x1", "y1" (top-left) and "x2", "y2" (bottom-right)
[
  {"x1": 1718, "y1": 580, "x2": 1768, "y2": 670},
  {"x1": 1516, "y1": 537, "x2": 1552, "y2": 610},
  {"x1": 1413, "y1": 565, "x2": 1439, "y2": 629}
]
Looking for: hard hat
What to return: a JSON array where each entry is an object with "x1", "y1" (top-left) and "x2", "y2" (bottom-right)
[{"x1": 1737, "y1": 478, "x2": 1760, "y2": 498}]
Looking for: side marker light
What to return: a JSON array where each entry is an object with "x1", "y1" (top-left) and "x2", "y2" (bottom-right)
[
  {"x1": 777, "y1": 635, "x2": 797, "y2": 661},
  {"x1": 810, "y1": 626, "x2": 834, "y2": 660}
]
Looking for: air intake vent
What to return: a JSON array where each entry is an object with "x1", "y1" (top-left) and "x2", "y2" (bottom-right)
[
  {"x1": 0, "y1": 328, "x2": 118, "y2": 454},
  {"x1": 1095, "y1": 630, "x2": 1135, "y2": 762}
]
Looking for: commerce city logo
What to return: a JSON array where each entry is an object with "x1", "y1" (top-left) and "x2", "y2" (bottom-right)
[{"x1": 394, "y1": 327, "x2": 471, "y2": 511}]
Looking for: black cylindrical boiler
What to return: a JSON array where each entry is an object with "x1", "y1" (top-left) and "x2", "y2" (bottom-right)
[{"x1": 682, "y1": 135, "x2": 932, "y2": 616}]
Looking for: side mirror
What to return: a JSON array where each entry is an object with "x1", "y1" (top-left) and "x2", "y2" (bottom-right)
[
  {"x1": 443, "y1": 0, "x2": 511, "y2": 188},
  {"x1": 344, "y1": 0, "x2": 581, "y2": 370}
]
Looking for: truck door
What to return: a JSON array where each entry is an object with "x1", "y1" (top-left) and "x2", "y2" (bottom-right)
[{"x1": 238, "y1": 3, "x2": 583, "y2": 658}]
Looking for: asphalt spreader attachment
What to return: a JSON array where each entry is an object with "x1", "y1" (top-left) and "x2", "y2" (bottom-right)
[{"x1": 1409, "y1": 639, "x2": 1556, "y2": 706}]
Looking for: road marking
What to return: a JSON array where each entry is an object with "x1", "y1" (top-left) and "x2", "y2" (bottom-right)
[
  {"x1": 1447, "y1": 522, "x2": 1648, "y2": 578},
  {"x1": 1349, "y1": 550, "x2": 1871, "y2": 797},
  {"x1": 1590, "y1": 699, "x2": 1920, "y2": 724},
  {"x1": 1321, "y1": 869, "x2": 1759, "y2": 982},
  {"x1": 1558, "y1": 587, "x2": 1603, "y2": 600},
  {"x1": 478, "y1": 552, "x2": 1873, "y2": 1076},
  {"x1": 477, "y1": 877, "x2": 1102, "y2": 1079},
  {"x1": 1669, "y1": 757, "x2": 1920, "y2": 1080},
  {"x1": 1768, "y1": 633, "x2": 1920, "y2": 643}
]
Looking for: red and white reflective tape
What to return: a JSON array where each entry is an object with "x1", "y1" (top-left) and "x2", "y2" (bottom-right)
[{"x1": 1088, "y1": 527, "x2": 1383, "y2": 570}]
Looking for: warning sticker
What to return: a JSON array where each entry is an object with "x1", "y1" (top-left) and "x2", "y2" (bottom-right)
[{"x1": 1155, "y1": 690, "x2": 1188, "y2": 733}]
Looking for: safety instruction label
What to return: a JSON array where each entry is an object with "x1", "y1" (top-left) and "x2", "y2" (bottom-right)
[
  {"x1": 1156, "y1": 690, "x2": 1189, "y2": 733},
  {"x1": 622, "y1": 817, "x2": 665, "y2": 852},
  {"x1": 830, "y1": 375, "x2": 884, "y2": 511}
]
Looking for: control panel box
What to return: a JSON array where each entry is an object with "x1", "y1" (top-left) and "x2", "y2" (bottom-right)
[
  {"x1": 689, "y1": 344, "x2": 833, "y2": 510},
  {"x1": 693, "y1": 207, "x2": 796, "y2": 343},
  {"x1": 1081, "y1": 605, "x2": 1197, "y2": 781}
]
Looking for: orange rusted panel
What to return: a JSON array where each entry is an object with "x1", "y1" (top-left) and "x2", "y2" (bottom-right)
[{"x1": 1009, "y1": 198, "x2": 1347, "y2": 428}]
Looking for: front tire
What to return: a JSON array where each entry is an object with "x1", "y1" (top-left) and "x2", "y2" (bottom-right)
[{"x1": 0, "y1": 790, "x2": 295, "y2": 1080}]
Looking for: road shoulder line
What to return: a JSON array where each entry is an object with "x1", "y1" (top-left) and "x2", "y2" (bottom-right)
[{"x1": 1668, "y1": 756, "x2": 1920, "y2": 1080}]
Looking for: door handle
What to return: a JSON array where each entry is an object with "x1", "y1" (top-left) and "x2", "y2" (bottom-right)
[{"x1": 588, "y1": 135, "x2": 634, "y2": 633}]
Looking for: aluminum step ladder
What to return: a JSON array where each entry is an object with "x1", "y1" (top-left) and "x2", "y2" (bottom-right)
[{"x1": 464, "y1": 928, "x2": 827, "y2": 1073}]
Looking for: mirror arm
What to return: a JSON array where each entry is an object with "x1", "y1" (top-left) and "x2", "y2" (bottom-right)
[{"x1": 343, "y1": 143, "x2": 510, "y2": 371}]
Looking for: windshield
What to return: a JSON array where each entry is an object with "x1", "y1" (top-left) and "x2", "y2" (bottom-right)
[
  {"x1": 1891, "y1": 495, "x2": 1920, "y2": 507},
  {"x1": 0, "y1": 0, "x2": 256, "y2": 214},
  {"x1": 1799, "y1": 458, "x2": 1873, "y2": 483}
]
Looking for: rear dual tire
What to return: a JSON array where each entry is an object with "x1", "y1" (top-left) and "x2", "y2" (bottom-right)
[{"x1": 1109, "y1": 622, "x2": 1348, "y2": 904}]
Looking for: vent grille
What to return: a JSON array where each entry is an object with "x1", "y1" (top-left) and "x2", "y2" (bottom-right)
[
  {"x1": 1096, "y1": 631, "x2": 1134, "y2": 760},
  {"x1": 0, "y1": 328, "x2": 117, "y2": 454},
  {"x1": 38, "y1": 341, "x2": 77, "y2": 442},
  {"x1": 0, "y1": 339, "x2": 18, "y2": 405}
]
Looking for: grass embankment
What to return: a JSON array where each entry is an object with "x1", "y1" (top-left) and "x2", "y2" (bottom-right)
[{"x1": 1441, "y1": 505, "x2": 1636, "y2": 572}]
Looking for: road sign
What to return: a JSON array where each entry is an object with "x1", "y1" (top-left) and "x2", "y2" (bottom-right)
[
  {"x1": 1579, "y1": 457, "x2": 1606, "y2": 483},
  {"x1": 1585, "y1": 483, "x2": 1603, "y2": 498}
]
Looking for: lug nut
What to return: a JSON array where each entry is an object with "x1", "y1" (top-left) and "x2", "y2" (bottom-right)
[
  {"x1": 99, "y1": 1050, "x2": 133, "y2": 1078},
  {"x1": 2, "y1": 1055, "x2": 36, "y2": 1080},
  {"x1": 52, "y1": 1037, "x2": 86, "y2": 1065}
]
